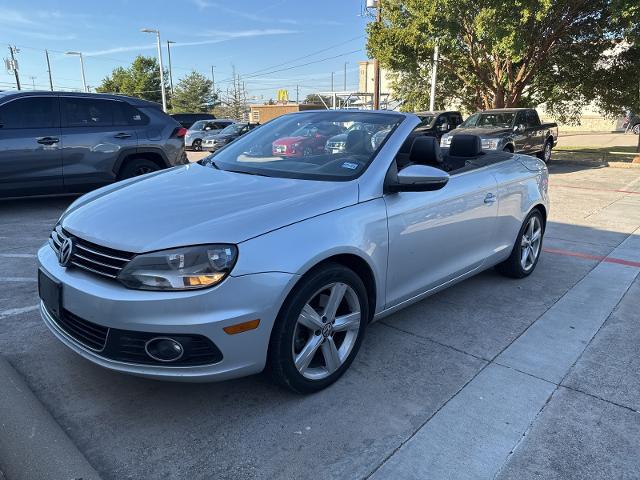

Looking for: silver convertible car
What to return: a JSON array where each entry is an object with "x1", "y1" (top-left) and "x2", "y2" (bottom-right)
[{"x1": 37, "y1": 110, "x2": 548, "y2": 393}]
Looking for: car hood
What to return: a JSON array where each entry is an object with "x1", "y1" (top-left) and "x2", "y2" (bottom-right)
[
  {"x1": 273, "y1": 136, "x2": 307, "y2": 145},
  {"x1": 450, "y1": 127, "x2": 512, "y2": 137},
  {"x1": 61, "y1": 164, "x2": 359, "y2": 252},
  {"x1": 203, "y1": 132, "x2": 226, "y2": 139},
  {"x1": 328, "y1": 133, "x2": 348, "y2": 143}
]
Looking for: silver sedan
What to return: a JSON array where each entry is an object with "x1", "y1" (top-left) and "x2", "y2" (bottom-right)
[{"x1": 37, "y1": 110, "x2": 548, "y2": 393}]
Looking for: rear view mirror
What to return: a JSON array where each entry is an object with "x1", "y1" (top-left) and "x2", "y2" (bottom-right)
[{"x1": 386, "y1": 165, "x2": 450, "y2": 193}]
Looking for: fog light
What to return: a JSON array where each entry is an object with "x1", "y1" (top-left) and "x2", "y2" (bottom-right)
[{"x1": 144, "y1": 337, "x2": 184, "y2": 362}]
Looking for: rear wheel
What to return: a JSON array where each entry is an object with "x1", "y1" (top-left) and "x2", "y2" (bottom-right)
[
  {"x1": 268, "y1": 263, "x2": 368, "y2": 393},
  {"x1": 496, "y1": 210, "x2": 544, "y2": 278},
  {"x1": 537, "y1": 140, "x2": 552, "y2": 163},
  {"x1": 118, "y1": 158, "x2": 160, "y2": 180},
  {"x1": 192, "y1": 139, "x2": 202, "y2": 151},
  {"x1": 633, "y1": 124, "x2": 640, "y2": 135}
]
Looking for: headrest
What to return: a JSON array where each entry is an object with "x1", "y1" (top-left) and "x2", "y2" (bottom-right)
[
  {"x1": 409, "y1": 136, "x2": 443, "y2": 166},
  {"x1": 449, "y1": 134, "x2": 482, "y2": 157},
  {"x1": 346, "y1": 130, "x2": 367, "y2": 152}
]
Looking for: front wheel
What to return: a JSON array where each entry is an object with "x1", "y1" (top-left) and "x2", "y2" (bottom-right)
[
  {"x1": 192, "y1": 139, "x2": 202, "y2": 151},
  {"x1": 496, "y1": 210, "x2": 545, "y2": 278},
  {"x1": 268, "y1": 263, "x2": 368, "y2": 393},
  {"x1": 633, "y1": 124, "x2": 640, "y2": 135}
]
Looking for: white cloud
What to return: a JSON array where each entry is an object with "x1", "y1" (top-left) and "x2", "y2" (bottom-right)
[
  {"x1": 85, "y1": 29, "x2": 298, "y2": 56},
  {"x1": 0, "y1": 7, "x2": 37, "y2": 26}
]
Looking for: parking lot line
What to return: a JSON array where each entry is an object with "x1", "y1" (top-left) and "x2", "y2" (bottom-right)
[
  {"x1": 0, "y1": 305, "x2": 39, "y2": 319},
  {"x1": 551, "y1": 184, "x2": 640, "y2": 195},
  {"x1": 0, "y1": 253, "x2": 36, "y2": 258},
  {"x1": 543, "y1": 247, "x2": 640, "y2": 268}
]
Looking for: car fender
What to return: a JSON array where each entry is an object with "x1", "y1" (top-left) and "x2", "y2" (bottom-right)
[{"x1": 232, "y1": 199, "x2": 389, "y2": 314}]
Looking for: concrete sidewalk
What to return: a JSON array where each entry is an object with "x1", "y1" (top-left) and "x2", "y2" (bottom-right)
[
  {"x1": 0, "y1": 356, "x2": 101, "y2": 480},
  {"x1": 370, "y1": 227, "x2": 640, "y2": 479}
]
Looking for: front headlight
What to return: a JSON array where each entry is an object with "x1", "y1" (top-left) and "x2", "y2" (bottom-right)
[
  {"x1": 118, "y1": 244, "x2": 238, "y2": 291},
  {"x1": 481, "y1": 138, "x2": 500, "y2": 150},
  {"x1": 440, "y1": 135, "x2": 452, "y2": 147}
]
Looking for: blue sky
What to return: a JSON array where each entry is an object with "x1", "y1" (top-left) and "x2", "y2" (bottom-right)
[{"x1": 0, "y1": 0, "x2": 373, "y2": 101}]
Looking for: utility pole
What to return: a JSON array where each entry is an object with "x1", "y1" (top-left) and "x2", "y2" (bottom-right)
[
  {"x1": 29, "y1": 76, "x2": 36, "y2": 90},
  {"x1": 429, "y1": 44, "x2": 439, "y2": 112},
  {"x1": 45, "y1": 49, "x2": 53, "y2": 91},
  {"x1": 372, "y1": 4, "x2": 381, "y2": 109},
  {"x1": 8, "y1": 45, "x2": 21, "y2": 90},
  {"x1": 166, "y1": 40, "x2": 175, "y2": 96},
  {"x1": 210, "y1": 65, "x2": 216, "y2": 94},
  {"x1": 331, "y1": 71, "x2": 334, "y2": 92},
  {"x1": 344, "y1": 62, "x2": 347, "y2": 91},
  {"x1": 296, "y1": 84, "x2": 299, "y2": 104}
]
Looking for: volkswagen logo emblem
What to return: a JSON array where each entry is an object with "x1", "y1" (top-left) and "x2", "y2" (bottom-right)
[{"x1": 58, "y1": 237, "x2": 75, "y2": 267}]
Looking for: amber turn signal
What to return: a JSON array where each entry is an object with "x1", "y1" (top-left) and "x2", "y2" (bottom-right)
[{"x1": 223, "y1": 319, "x2": 260, "y2": 335}]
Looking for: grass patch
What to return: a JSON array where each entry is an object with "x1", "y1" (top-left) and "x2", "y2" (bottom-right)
[{"x1": 554, "y1": 145, "x2": 639, "y2": 163}]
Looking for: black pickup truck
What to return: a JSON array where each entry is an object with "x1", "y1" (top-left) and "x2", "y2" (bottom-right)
[{"x1": 441, "y1": 108, "x2": 558, "y2": 162}]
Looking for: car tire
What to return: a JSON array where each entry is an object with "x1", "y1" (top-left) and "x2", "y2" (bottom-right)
[
  {"x1": 536, "y1": 140, "x2": 552, "y2": 163},
  {"x1": 496, "y1": 209, "x2": 545, "y2": 279},
  {"x1": 118, "y1": 158, "x2": 160, "y2": 180},
  {"x1": 267, "y1": 263, "x2": 369, "y2": 393},
  {"x1": 633, "y1": 124, "x2": 640, "y2": 135},
  {"x1": 503, "y1": 145, "x2": 514, "y2": 153},
  {"x1": 192, "y1": 139, "x2": 202, "y2": 151}
]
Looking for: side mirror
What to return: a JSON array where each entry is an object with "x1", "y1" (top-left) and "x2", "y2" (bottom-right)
[
  {"x1": 386, "y1": 165, "x2": 450, "y2": 193},
  {"x1": 439, "y1": 123, "x2": 449, "y2": 131}
]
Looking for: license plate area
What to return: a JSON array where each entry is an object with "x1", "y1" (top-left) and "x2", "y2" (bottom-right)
[{"x1": 38, "y1": 269, "x2": 62, "y2": 319}]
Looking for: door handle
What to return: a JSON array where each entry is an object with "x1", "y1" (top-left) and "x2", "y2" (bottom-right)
[
  {"x1": 484, "y1": 193, "x2": 497, "y2": 204},
  {"x1": 114, "y1": 133, "x2": 132, "y2": 139},
  {"x1": 36, "y1": 137, "x2": 59, "y2": 145}
]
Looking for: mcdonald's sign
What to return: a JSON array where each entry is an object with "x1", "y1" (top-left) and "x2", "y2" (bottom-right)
[{"x1": 277, "y1": 89, "x2": 289, "y2": 102}]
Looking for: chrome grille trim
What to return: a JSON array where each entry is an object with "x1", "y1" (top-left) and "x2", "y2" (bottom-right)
[{"x1": 49, "y1": 226, "x2": 135, "y2": 281}]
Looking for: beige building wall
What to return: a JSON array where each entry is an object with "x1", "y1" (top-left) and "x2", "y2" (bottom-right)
[{"x1": 358, "y1": 61, "x2": 393, "y2": 97}]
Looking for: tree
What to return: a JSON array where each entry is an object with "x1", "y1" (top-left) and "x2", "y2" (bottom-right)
[
  {"x1": 218, "y1": 68, "x2": 248, "y2": 121},
  {"x1": 171, "y1": 70, "x2": 216, "y2": 113},
  {"x1": 367, "y1": 0, "x2": 639, "y2": 122},
  {"x1": 304, "y1": 93, "x2": 331, "y2": 105},
  {"x1": 96, "y1": 56, "x2": 167, "y2": 104}
]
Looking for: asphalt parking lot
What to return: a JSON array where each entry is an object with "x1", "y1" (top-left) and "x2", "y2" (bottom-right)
[{"x1": 1, "y1": 159, "x2": 640, "y2": 479}]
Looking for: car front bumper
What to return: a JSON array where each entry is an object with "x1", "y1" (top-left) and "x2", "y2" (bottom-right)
[{"x1": 37, "y1": 244, "x2": 297, "y2": 381}]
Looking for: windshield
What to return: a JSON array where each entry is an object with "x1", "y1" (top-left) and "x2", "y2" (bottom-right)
[
  {"x1": 220, "y1": 124, "x2": 243, "y2": 135},
  {"x1": 461, "y1": 112, "x2": 516, "y2": 128},
  {"x1": 199, "y1": 111, "x2": 404, "y2": 181},
  {"x1": 418, "y1": 115, "x2": 434, "y2": 125},
  {"x1": 189, "y1": 120, "x2": 208, "y2": 131}
]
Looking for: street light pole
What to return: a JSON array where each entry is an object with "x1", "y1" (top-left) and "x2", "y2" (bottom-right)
[
  {"x1": 65, "y1": 51, "x2": 87, "y2": 92},
  {"x1": 366, "y1": 0, "x2": 382, "y2": 109},
  {"x1": 166, "y1": 40, "x2": 176, "y2": 96},
  {"x1": 141, "y1": 28, "x2": 167, "y2": 112},
  {"x1": 429, "y1": 44, "x2": 439, "y2": 112}
]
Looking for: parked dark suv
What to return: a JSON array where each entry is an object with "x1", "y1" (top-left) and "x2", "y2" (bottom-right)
[{"x1": 0, "y1": 91, "x2": 188, "y2": 198}]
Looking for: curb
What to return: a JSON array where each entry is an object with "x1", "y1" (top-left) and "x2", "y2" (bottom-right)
[{"x1": 0, "y1": 356, "x2": 101, "y2": 480}]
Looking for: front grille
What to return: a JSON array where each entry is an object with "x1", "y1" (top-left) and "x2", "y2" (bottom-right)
[
  {"x1": 55, "y1": 308, "x2": 109, "y2": 351},
  {"x1": 49, "y1": 226, "x2": 135, "y2": 280},
  {"x1": 45, "y1": 304, "x2": 223, "y2": 366}
]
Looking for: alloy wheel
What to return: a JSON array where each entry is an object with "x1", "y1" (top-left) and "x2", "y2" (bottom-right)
[
  {"x1": 291, "y1": 282, "x2": 361, "y2": 380},
  {"x1": 193, "y1": 140, "x2": 202, "y2": 151},
  {"x1": 134, "y1": 165, "x2": 154, "y2": 176},
  {"x1": 543, "y1": 142, "x2": 551, "y2": 162},
  {"x1": 520, "y1": 216, "x2": 542, "y2": 271}
]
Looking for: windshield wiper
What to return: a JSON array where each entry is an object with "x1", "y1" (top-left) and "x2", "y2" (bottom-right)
[{"x1": 225, "y1": 169, "x2": 271, "y2": 177}]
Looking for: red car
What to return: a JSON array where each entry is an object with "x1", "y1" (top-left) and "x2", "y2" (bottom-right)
[{"x1": 272, "y1": 123, "x2": 344, "y2": 157}]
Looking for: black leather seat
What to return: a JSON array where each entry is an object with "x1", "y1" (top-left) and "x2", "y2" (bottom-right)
[
  {"x1": 444, "y1": 134, "x2": 484, "y2": 171},
  {"x1": 408, "y1": 136, "x2": 444, "y2": 168},
  {"x1": 345, "y1": 130, "x2": 368, "y2": 154}
]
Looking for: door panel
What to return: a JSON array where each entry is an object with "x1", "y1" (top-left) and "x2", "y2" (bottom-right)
[
  {"x1": 60, "y1": 97, "x2": 138, "y2": 191},
  {"x1": 513, "y1": 111, "x2": 529, "y2": 152},
  {"x1": 384, "y1": 168, "x2": 498, "y2": 307},
  {"x1": 0, "y1": 96, "x2": 63, "y2": 197}
]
